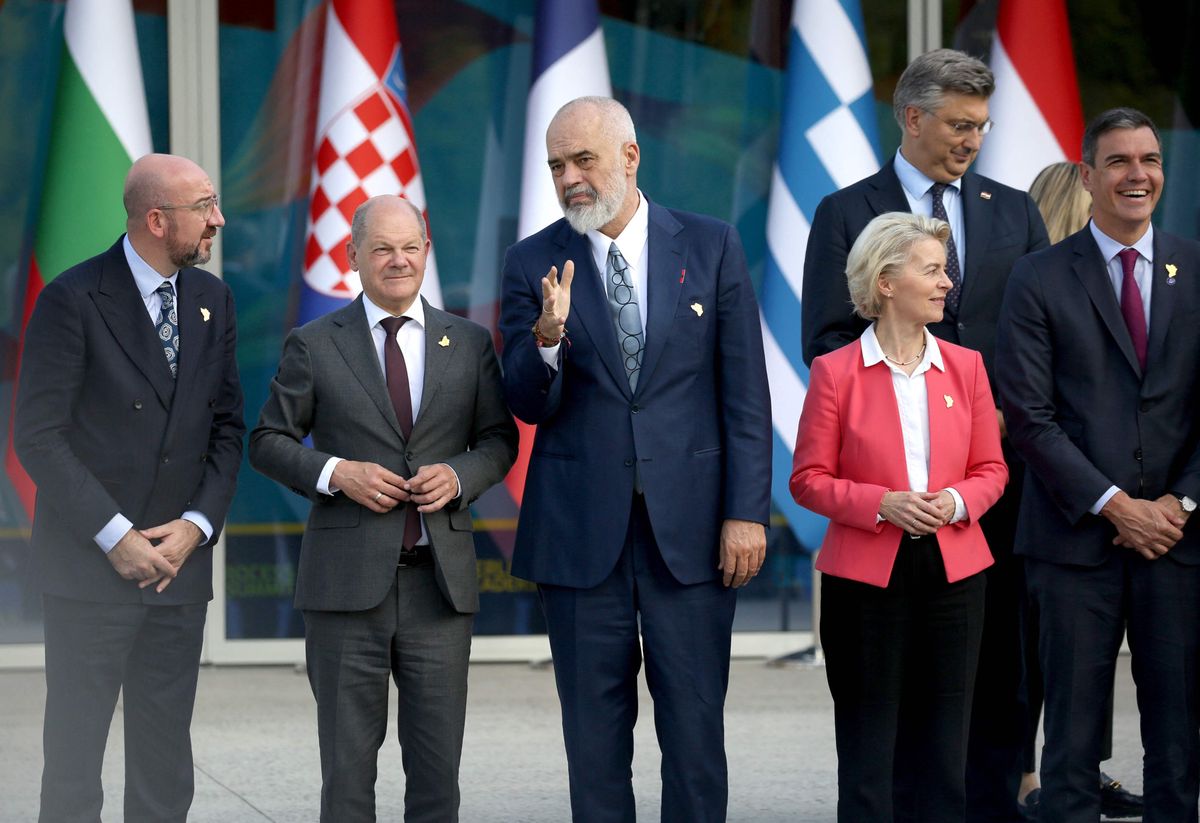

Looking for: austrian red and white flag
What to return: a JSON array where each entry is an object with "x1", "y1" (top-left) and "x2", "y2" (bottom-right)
[
  {"x1": 300, "y1": 0, "x2": 440, "y2": 323},
  {"x1": 974, "y1": 0, "x2": 1083, "y2": 190}
]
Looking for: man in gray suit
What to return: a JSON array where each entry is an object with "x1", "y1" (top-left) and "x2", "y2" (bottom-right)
[{"x1": 250, "y1": 195, "x2": 518, "y2": 823}]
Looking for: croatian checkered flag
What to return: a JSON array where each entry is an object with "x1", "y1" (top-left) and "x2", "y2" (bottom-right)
[
  {"x1": 761, "y1": 0, "x2": 880, "y2": 547},
  {"x1": 300, "y1": 0, "x2": 441, "y2": 323}
]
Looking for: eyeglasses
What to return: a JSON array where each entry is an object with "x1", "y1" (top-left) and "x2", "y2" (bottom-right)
[
  {"x1": 923, "y1": 111, "x2": 994, "y2": 136},
  {"x1": 158, "y1": 194, "x2": 220, "y2": 221}
]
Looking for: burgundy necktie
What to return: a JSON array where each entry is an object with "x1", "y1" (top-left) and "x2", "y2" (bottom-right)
[
  {"x1": 379, "y1": 315, "x2": 422, "y2": 550},
  {"x1": 1117, "y1": 248, "x2": 1148, "y2": 372}
]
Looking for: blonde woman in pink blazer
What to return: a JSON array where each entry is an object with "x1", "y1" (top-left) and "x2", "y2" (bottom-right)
[{"x1": 791, "y1": 212, "x2": 1007, "y2": 823}]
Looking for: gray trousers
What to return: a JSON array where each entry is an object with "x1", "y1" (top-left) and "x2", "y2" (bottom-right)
[{"x1": 304, "y1": 564, "x2": 473, "y2": 823}]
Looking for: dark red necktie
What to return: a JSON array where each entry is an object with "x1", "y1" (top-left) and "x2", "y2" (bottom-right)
[
  {"x1": 379, "y1": 315, "x2": 422, "y2": 550},
  {"x1": 1117, "y1": 248, "x2": 1148, "y2": 372}
]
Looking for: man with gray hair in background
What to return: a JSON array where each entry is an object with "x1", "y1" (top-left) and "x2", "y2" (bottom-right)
[{"x1": 800, "y1": 49, "x2": 1053, "y2": 822}]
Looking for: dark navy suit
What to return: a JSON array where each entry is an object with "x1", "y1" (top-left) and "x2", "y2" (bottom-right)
[
  {"x1": 997, "y1": 227, "x2": 1200, "y2": 822},
  {"x1": 500, "y1": 199, "x2": 771, "y2": 822}
]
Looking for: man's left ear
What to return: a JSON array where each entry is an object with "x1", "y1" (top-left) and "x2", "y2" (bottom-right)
[{"x1": 624, "y1": 141, "x2": 640, "y2": 173}]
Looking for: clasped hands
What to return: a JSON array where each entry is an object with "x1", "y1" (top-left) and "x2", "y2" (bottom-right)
[
  {"x1": 108, "y1": 518, "x2": 204, "y2": 593},
  {"x1": 879, "y1": 490, "x2": 957, "y2": 536},
  {"x1": 333, "y1": 459, "x2": 459, "y2": 515},
  {"x1": 1102, "y1": 491, "x2": 1189, "y2": 560}
]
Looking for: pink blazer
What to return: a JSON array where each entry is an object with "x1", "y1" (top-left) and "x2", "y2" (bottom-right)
[{"x1": 790, "y1": 338, "x2": 1008, "y2": 587}]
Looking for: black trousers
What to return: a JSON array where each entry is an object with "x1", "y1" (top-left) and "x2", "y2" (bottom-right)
[
  {"x1": 822, "y1": 534, "x2": 986, "y2": 823},
  {"x1": 304, "y1": 564, "x2": 474, "y2": 823},
  {"x1": 39, "y1": 594, "x2": 207, "y2": 823},
  {"x1": 538, "y1": 494, "x2": 737, "y2": 823},
  {"x1": 1028, "y1": 553, "x2": 1200, "y2": 823}
]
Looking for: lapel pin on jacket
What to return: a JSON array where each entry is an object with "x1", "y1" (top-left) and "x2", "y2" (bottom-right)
[
  {"x1": 438, "y1": 335, "x2": 450, "y2": 347},
  {"x1": 1166, "y1": 263, "x2": 1178, "y2": 285},
  {"x1": 980, "y1": 191, "x2": 992, "y2": 200},
  {"x1": 944, "y1": 394, "x2": 954, "y2": 408},
  {"x1": 690, "y1": 302, "x2": 703, "y2": 317},
  {"x1": 200, "y1": 307, "x2": 211, "y2": 322},
  {"x1": 679, "y1": 268, "x2": 686, "y2": 284}
]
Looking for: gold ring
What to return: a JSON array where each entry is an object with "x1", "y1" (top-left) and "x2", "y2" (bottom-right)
[{"x1": 374, "y1": 492, "x2": 383, "y2": 503}]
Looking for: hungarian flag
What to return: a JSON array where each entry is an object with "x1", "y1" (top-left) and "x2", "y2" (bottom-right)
[
  {"x1": 299, "y1": 0, "x2": 441, "y2": 324},
  {"x1": 6, "y1": 0, "x2": 152, "y2": 519},
  {"x1": 974, "y1": 0, "x2": 1083, "y2": 189}
]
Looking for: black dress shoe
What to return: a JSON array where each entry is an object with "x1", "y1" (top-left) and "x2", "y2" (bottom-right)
[
  {"x1": 1100, "y1": 772, "x2": 1143, "y2": 820},
  {"x1": 1017, "y1": 788, "x2": 1040, "y2": 821}
]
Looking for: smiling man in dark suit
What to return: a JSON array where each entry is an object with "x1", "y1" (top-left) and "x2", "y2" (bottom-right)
[
  {"x1": 250, "y1": 195, "x2": 517, "y2": 823},
  {"x1": 997, "y1": 107, "x2": 1200, "y2": 823},
  {"x1": 800, "y1": 48, "x2": 1051, "y2": 822},
  {"x1": 15, "y1": 153, "x2": 245, "y2": 822},
  {"x1": 499, "y1": 96, "x2": 772, "y2": 823}
]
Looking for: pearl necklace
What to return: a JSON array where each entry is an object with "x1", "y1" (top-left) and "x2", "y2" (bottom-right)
[{"x1": 883, "y1": 341, "x2": 926, "y2": 367}]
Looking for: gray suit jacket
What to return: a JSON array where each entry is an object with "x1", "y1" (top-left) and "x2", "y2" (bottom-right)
[{"x1": 249, "y1": 296, "x2": 518, "y2": 614}]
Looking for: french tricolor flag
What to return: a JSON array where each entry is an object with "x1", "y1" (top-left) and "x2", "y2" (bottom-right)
[
  {"x1": 974, "y1": 0, "x2": 1084, "y2": 190},
  {"x1": 506, "y1": 0, "x2": 612, "y2": 504}
]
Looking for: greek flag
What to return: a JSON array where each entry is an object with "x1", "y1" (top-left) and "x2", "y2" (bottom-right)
[{"x1": 761, "y1": 0, "x2": 880, "y2": 547}]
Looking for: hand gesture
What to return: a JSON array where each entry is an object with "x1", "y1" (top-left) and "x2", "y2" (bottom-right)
[
  {"x1": 879, "y1": 491, "x2": 945, "y2": 535},
  {"x1": 1103, "y1": 491, "x2": 1184, "y2": 559},
  {"x1": 332, "y1": 459, "x2": 410, "y2": 513},
  {"x1": 138, "y1": 519, "x2": 205, "y2": 592},
  {"x1": 537, "y1": 260, "x2": 574, "y2": 342},
  {"x1": 718, "y1": 519, "x2": 766, "y2": 588},
  {"x1": 108, "y1": 528, "x2": 177, "y2": 589},
  {"x1": 407, "y1": 463, "x2": 461, "y2": 514}
]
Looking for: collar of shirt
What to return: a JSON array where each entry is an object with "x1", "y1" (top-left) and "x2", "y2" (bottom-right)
[
  {"x1": 587, "y1": 188, "x2": 649, "y2": 281},
  {"x1": 123, "y1": 234, "x2": 179, "y2": 319},
  {"x1": 861, "y1": 323, "x2": 944, "y2": 376},
  {"x1": 893, "y1": 149, "x2": 962, "y2": 207},
  {"x1": 362, "y1": 292, "x2": 426, "y2": 332},
  {"x1": 1088, "y1": 219, "x2": 1154, "y2": 267}
]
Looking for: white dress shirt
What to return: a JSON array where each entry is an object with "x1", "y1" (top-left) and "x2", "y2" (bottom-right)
[
  {"x1": 539, "y1": 190, "x2": 651, "y2": 368},
  {"x1": 92, "y1": 238, "x2": 214, "y2": 554},
  {"x1": 861, "y1": 325, "x2": 966, "y2": 524},
  {"x1": 317, "y1": 294, "x2": 440, "y2": 546},
  {"x1": 1087, "y1": 220, "x2": 1156, "y2": 515},
  {"x1": 894, "y1": 149, "x2": 967, "y2": 279}
]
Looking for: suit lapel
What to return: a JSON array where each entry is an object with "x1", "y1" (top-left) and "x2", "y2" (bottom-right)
[
  {"x1": 865, "y1": 162, "x2": 912, "y2": 218},
  {"x1": 172, "y1": 269, "x2": 205, "y2": 396},
  {"x1": 553, "y1": 223, "x2": 630, "y2": 393},
  {"x1": 958, "y1": 173, "x2": 992, "y2": 309},
  {"x1": 417, "y1": 299, "x2": 455, "y2": 421},
  {"x1": 1145, "y1": 232, "x2": 1177, "y2": 379},
  {"x1": 330, "y1": 297, "x2": 407, "y2": 442},
  {"x1": 638, "y1": 202, "x2": 685, "y2": 393},
  {"x1": 92, "y1": 243, "x2": 175, "y2": 409},
  {"x1": 1071, "y1": 230, "x2": 1142, "y2": 377}
]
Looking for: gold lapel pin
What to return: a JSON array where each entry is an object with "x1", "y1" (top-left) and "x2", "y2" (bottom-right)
[
  {"x1": 200, "y1": 307, "x2": 211, "y2": 322},
  {"x1": 1166, "y1": 263, "x2": 1178, "y2": 285},
  {"x1": 438, "y1": 335, "x2": 450, "y2": 347},
  {"x1": 979, "y1": 191, "x2": 992, "y2": 200},
  {"x1": 690, "y1": 303, "x2": 704, "y2": 317},
  {"x1": 944, "y1": 394, "x2": 954, "y2": 408}
]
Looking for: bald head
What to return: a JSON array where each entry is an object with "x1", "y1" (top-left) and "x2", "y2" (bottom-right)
[
  {"x1": 124, "y1": 154, "x2": 208, "y2": 223},
  {"x1": 549, "y1": 96, "x2": 637, "y2": 155}
]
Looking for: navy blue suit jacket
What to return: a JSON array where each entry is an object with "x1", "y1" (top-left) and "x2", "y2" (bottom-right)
[
  {"x1": 801, "y1": 160, "x2": 1049, "y2": 393},
  {"x1": 996, "y1": 227, "x2": 1200, "y2": 566},
  {"x1": 500, "y1": 200, "x2": 772, "y2": 588},
  {"x1": 14, "y1": 238, "x2": 245, "y2": 604}
]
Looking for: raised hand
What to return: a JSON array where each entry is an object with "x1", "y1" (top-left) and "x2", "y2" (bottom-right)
[{"x1": 537, "y1": 260, "x2": 574, "y2": 343}]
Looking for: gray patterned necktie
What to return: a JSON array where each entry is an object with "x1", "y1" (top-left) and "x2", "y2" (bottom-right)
[
  {"x1": 155, "y1": 282, "x2": 179, "y2": 378},
  {"x1": 929, "y1": 183, "x2": 963, "y2": 314},
  {"x1": 605, "y1": 242, "x2": 645, "y2": 390}
]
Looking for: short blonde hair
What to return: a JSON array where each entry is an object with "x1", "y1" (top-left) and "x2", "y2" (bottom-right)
[
  {"x1": 1029, "y1": 162, "x2": 1091, "y2": 244},
  {"x1": 846, "y1": 212, "x2": 950, "y2": 320}
]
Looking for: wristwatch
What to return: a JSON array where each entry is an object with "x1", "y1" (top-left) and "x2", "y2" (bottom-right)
[{"x1": 1176, "y1": 495, "x2": 1197, "y2": 514}]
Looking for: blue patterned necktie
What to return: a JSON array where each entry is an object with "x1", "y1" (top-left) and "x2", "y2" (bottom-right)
[
  {"x1": 929, "y1": 183, "x2": 963, "y2": 314},
  {"x1": 605, "y1": 242, "x2": 645, "y2": 390},
  {"x1": 155, "y1": 282, "x2": 179, "y2": 378}
]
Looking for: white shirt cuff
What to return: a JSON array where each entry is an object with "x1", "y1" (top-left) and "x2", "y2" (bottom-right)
[
  {"x1": 1091, "y1": 485, "x2": 1121, "y2": 515},
  {"x1": 945, "y1": 488, "x2": 967, "y2": 523},
  {"x1": 317, "y1": 457, "x2": 343, "y2": 495},
  {"x1": 538, "y1": 343, "x2": 561, "y2": 369},
  {"x1": 182, "y1": 511, "x2": 214, "y2": 544},
  {"x1": 95, "y1": 514, "x2": 134, "y2": 554}
]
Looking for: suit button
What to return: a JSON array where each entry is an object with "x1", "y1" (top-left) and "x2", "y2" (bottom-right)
[
  {"x1": 1134, "y1": 449, "x2": 1143, "y2": 461},
  {"x1": 1140, "y1": 401, "x2": 1152, "y2": 412},
  {"x1": 133, "y1": 399, "x2": 143, "y2": 410},
  {"x1": 957, "y1": 322, "x2": 965, "y2": 330},
  {"x1": 162, "y1": 456, "x2": 170, "y2": 464},
  {"x1": 631, "y1": 404, "x2": 640, "y2": 413},
  {"x1": 405, "y1": 451, "x2": 415, "y2": 461},
  {"x1": 624, "y1": 459, "x2": 634, "y2": 467}
]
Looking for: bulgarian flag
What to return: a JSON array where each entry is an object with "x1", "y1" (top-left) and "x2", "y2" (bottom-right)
[
  {"x1": 974, "y1": 0, "x2": 1083, "y2": 190},
  {"x1": 6, "y1": 0, "x2": 152, "y2": 519}
]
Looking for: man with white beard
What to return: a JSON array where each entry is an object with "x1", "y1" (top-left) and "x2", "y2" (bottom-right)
[{"x1": 498, "y1": 96, "x2": 773, "y2": 823}]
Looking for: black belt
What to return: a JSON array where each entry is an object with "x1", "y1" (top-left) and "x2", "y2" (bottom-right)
[{"x1": 397, "y1": 544, "x2": 433, "y2": 568}]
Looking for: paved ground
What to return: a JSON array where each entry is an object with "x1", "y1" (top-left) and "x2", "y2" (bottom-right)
[{"x1": 0, "y1": 655, "x2": 1145, "y2": 822}]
